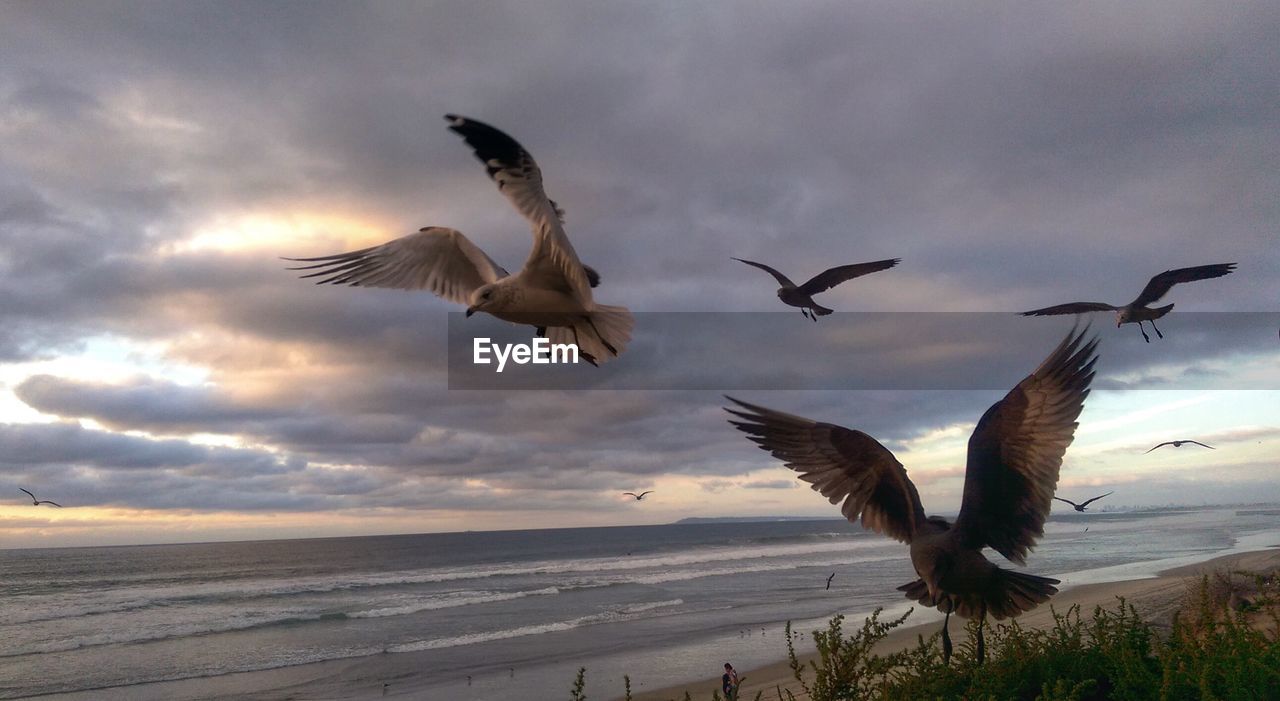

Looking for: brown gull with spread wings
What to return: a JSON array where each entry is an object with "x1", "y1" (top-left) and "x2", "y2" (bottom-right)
[
  {"x1": 726, "y1": 327, "x2": 1098, "y2": 662},
  {"x1": 1145, "y1": 440, "x2": 1214, "y2": 454},
  {"x1": 733, "y1": 257, "x2": 900, "y2": 321},
  {"x1": 1022, "y1": 263, "x2": 1235, "y2": 342},
  {"x1": 19, "y1": 488, "x2": 62, "y2": 508},
  {"x1": 1053, "y1": 491, "x2": 1113, "y2": 512}
]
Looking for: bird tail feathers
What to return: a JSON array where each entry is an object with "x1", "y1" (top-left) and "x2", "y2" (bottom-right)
[
  {"x1": 811, "y1": 304, "x2": 834, "y2": 316},
  {"x1": 897, "y1": 568, "x2": 1059, "y2": 620},
  {"x1": 545, "y1": 305, "x2": 633, "y2": 365}
]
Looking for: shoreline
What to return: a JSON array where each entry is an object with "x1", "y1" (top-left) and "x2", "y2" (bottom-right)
[
  {"x1": 24, "y1": 542, "x2": 1280, "y2": 701},
  {"x1": 628, "y1": 545, "x2": 1280, "y2": 701}
]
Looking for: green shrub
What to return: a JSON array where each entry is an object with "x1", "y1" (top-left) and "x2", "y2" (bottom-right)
[{"x1": 580, "y1": 566, "x2": 1280, "y2": 700}]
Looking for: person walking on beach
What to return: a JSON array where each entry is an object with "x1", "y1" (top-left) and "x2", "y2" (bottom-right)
[{"x1": 722, "y1": 662, "x2": 740, "y2": 700}]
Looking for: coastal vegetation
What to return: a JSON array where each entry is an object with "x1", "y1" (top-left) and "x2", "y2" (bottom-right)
[{"x1": 580, "y1": 566, "x2": 1279, "y2": 700}]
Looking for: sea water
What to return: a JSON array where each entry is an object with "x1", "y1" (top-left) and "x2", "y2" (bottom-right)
[{"x1": 1, "y1": 506, "x2": 1277, "y2": 699}]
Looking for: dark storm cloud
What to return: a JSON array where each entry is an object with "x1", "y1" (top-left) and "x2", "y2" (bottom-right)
[{"x1": 0, "y1": 1, "x2": 1277, "y2": 521}]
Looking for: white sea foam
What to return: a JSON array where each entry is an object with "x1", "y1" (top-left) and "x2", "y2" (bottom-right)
[
  {"x1": 390, "y1": 598, "x2": 686, "y2": 652},
  {"x1": 348, "y1": 587, "x2": 562, "y2": 618}
]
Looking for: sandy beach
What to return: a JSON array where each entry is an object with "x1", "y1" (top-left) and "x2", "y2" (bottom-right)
[
  {"x1": 28, "y1": 543, "x2": 1277, "y2": 701},
  {"x1": 629, "y1": 546, "x2": 1280, "y2": 701}
]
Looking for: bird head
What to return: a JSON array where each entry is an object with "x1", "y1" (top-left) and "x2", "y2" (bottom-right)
[
  {"x1": 466, "y1": 283, "x2": 503, "y2": 317},
  {"x1": 1115, "y1": 309, "x2": 1129, "y2": 327}
]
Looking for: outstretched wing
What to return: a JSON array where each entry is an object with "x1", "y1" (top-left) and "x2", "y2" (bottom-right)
[
  {"x1": 725, "y1": 397, "x2": 926, "y2": 543},
  {"x1": 19, "y1": 488, "x2": 35, "y2": 501},
  {"x1": 732, "y1": 258, "x2": 797, "y2": 288},
  {"x1": 1185, "y1": 440, "x2": 1215, "y2": 450},
  {"x1": 1077, "y1": 491, "x2": 1114, "y2": 508},
  {"x1": 1131, "y1": 263, "x2": 1236, "y2": 307},
  {"x1": 798, "y1": 258, "x2": 900, "y2": 295},
  {"x1": 954, "y1": 327, "x2": 1099, "y2": 564},
  {"x1": 1051, "y1": 496, "x2": 1079, "y2": 508},
  {"x1": 1021, "y1": 302, "x2": 1118, "y2": 316},
  {"x1": 445, "y1": 115, "x2": 594, "y2": 305},
  {"x1": 1144, "y1": 441, "x2": 1175, "y2": 454},
  {"x1": 285, "y1": 227, "x2": 507, "y2": 305}
]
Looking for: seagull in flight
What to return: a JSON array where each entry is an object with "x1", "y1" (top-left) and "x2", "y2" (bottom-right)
[
  {"x1": 825, "y1": 572, "x2": 836, "y2": 590},
  {"x1": 1022, "y1": 263, "x2": 1235, "y2": 342},
  {"x1": 286, "y1": 115, "x2": 633, "y2": 364},
  {"x1": 19, "y1": 488, "x2": 62, "y2": 508},
  {"x1": 622, "y1": 491, "x2": 653, "y2": 501},
  {"x1": 726, "y1": 326, "x2": 1098, "y2": 663},
  {"x1": 1145, "y1": 440, "x2": 1215, "y2": 454},
  {"x1": 1052, "y1": 491, "x2": 1113, "y2": 512},
  {"x1": 733, "y1": 257, "x2": 900, "y2": 321}
]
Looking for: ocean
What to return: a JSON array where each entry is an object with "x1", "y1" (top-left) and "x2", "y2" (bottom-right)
[{"x1": 1, "y1": 506, "x2": 1278, "y2": 700}]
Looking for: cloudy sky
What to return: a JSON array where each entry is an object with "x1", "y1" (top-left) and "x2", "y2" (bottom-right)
[{"x1": 1, "y1": 1, "x2": 1277, "y2": 548}]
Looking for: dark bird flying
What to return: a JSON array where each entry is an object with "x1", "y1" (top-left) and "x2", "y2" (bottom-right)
[
  {"x1": 1052, "y1": 491, "x2": 1113, "y2": 512},
  {"x1": 1022, "y1": 263, "x2": 1235, "y2": 342},
  {"x1": 733, "y1": 257, "x2": 900, "y2": 321},
  {"x1": 726, "y1": 327, "x2": 1098, "y2": 663},
  {"x1": 1144, "y1": 440, "x2": 1215, "y2": 454},
  {"x1": 19, "y1": 488, "x2": 62, "y2": 508}
]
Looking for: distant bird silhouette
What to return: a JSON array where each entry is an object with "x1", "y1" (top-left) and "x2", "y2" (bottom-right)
[
  {"x1": 727, "y1": 326, "x2": 1098, "y2": 663},
  {"x1": 1053, "y1": 491, "x2": 1113, "y2": 512},
  {"x1": 19, "y1": 488, "x2": 61, "y2": 507},
  {"x1": 1022, "y1": 263, "x2": 1236, "y2": 342},
  {"x1": 733, "y1": 257, "x2": 900, "y2": 321},
  {"x1": 826, "y1": 572, "x2": 836, "y2": 590},
  {"x1": 286, "y1": 115, "x2": 632, "y2": 364},
  {"x1": 622, "y1": 491, "x2": 653, "y2": 500},
  {"x1": 1144, "y1": 440, "x2": 1215, "y2": 454}
]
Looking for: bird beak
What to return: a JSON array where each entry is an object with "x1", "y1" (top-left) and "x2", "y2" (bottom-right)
[{"x1": 465, "y1": 306, "x2": 477, "y2": 318}]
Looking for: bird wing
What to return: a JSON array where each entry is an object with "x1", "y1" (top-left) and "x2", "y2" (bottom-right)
[
  {"x1": 797, "y1": 259, "x2": 900, "y2": 295},
  {"x1": 953, "y1": 327, "x2": 1099, "y2": 564},
  {"x1": 1186, "y1": 440, "x2": 1215, "y2": 450},
  {"x1": 732, "y1": 258, "x2": 797, "y2": 288},
  {"x1": 1144, "y1": 441, "x2": 1175, "y2": 454},
  {"x1": 285, "y1": 227, "x2": 508, "y2": 305},
  {"x1": 1051, "y1": 496, "x2": 1079, "y2": 508},
  {"x1": 1078, "y1": 491, "x2": 1114, "y2": 508},
  {"x1": 41, "y1": 501, "x2": 63, "y2": 508},
  {"x1": 1130, "y1": 263, "x2": 1236, "y2": 307},
  {"x1": 725, "y1": 397, "x2": 926, "y2": 544},
  {"x1": 1021, "y1": 302, "x2": 1118, "y2": 316},
  {"x1": 622, "y1": 492, "x2": 638, "y2": 497},
  {"x1": 638, "y1": 491, "x2": 653, "y2": 498},
  {"x1": 19, "y1": 488, "x2": 35, "y2": 499},
  {"x1": 446, "y1": 115, "x2": 594, "y2": 305}
]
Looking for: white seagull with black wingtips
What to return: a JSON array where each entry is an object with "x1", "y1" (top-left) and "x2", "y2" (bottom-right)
[{"x1": 286, "y1": 115, "x2": 633, "y2": 365}]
